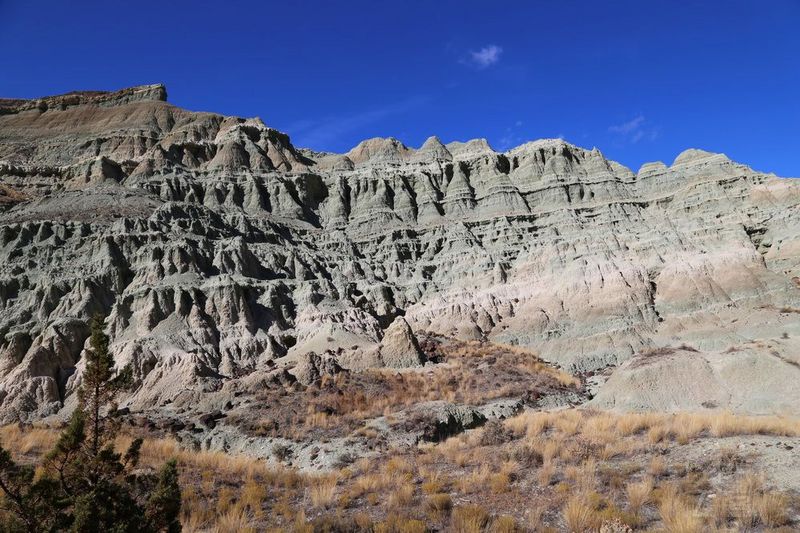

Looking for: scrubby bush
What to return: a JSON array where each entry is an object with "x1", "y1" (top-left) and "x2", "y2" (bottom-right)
[{"x1": 0, "y1": 315, "x2": 182, "y2": 532}]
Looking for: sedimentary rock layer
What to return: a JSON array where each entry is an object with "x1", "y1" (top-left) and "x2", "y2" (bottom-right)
[{"x1": 0, "y1": 85, "x2": 799, "y2": 421}]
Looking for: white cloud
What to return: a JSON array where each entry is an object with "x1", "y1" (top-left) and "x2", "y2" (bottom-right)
[
  {"x1": 466, "y1": 45, "x2": 503, "y2": 68},
  {"x1": 608, "y1": 115, "x2": 659, "y2": 144},
  {"x1": 609, "y1": 115, "x2": 645, "y2": 135},
  {"x1": 496, "y1": 120, "x2": 525, "y2": 151}
]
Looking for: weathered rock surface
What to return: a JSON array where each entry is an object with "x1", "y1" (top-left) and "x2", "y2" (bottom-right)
[
  {"x1": 289, "y1": 351, "x2": 343, "y2": 386},
  {"x1": 378, "y1": 317, "x2": 425, "y2": 368},
  {"x1": 1, "y1": 85, "x2": 799, "y2": 422}
]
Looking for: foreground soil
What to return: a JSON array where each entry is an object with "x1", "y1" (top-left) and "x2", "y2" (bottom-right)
[{"x1": 3, "y1": 341, "x2": 800, "y2": 532}]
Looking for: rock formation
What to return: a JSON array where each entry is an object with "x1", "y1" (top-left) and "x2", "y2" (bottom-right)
[{"x1": 0, "y1": 84, "x2": 799, "y2": 422}]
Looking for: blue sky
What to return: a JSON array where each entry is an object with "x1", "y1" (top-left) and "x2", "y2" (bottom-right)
[{"x1": 1, "y1": 0, "x2": 798, "y2": 175}]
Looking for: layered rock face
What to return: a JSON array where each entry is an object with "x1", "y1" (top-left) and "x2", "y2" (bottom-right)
[{"x1": 1, "y1": 85, "x2": 799, "y2": 422}]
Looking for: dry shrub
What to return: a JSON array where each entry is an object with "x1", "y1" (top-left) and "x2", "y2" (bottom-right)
[
  {"x1": 421, "y1": 480, "x2": 444, "y2": 495},
  {"x1": 457, "y1": 464, "x2": 492, "y2": 494},
  {"x1": 506, "y1": 411, "x2": 551, "y2": 438},
  {"x1": 709, "y1": 494, "x2": 732, "y2": 528},
  {"x1": 583, "y1": 413, "x2": 616, "y2": 442},
  {"x1": 537, "y1": 461, "x2": 555, "y2": 486},
  {"x1": 490, "y1": 514, "x2": 521, "y2": 532},
  {"x1": 573, "y1": 459, "x2": 597, "y2": 494},
  {"x1": 374, "y1": 513, "x2": 426, "y2": 533},
  {"x1": 524, "y1": 506, "x2": 544, "y2": 531},
  {"x1": 309, "y1": 474, "x2": 338, "y2": 509},
  {"x1": 216, "y1": 486, "x2": 236, "y2": 515},
  {"x1": 710, "y1": 411, "x2": 800, "y2": 438},
  {"x1": 716, "y1": 447, "x2": 742, "y2": 473},
  {"x1": 756, "y1": 492, "x2": 790, "y2": 527},
  {"x1": 388, "y1": 481, "x2": 415, "y2": 508},
  {"x1": 214, "y1": 505, "x2": 255, "y2": 533},
  {"x1": 353, "y1": 512, "x2": 373, "y2": 530},
  {"x1": 485, "y1": 461, "x2": 518, "y2": 494},
  {"x1": 451, "y1": 504, "x2": 490, "y2": 533},
  {"x1": 511, "y1": 444, "x2": 543, "y2": 467},
  {"x1": 657, "y1": 485, "x2": 703, "y2": 533},
  {"x1": 240, "y1": 477, "x2": 267, "y2": 517},
  {"x1": 426, "y1": 493, "x2": 453, "y2": 520},
  {"x1": 615, "y1": 413, "x2": 657, "y2": 436},
  {"x1": 181, "y1": 485, "x2": 214, "y2": 531},
  {"x1": 626, "y1": 477, "x2": 652, "y2": 516},
  {"x1": 385, "y1": 456, "x2": 414, "y2": 477},
  {"x1": 734, "y1": 473, "x2": 762, "y2": 528},
  {"x1": 540, "y1": 439, "x2": 563, "y2": 463},
  {"x1": 351, "y1": 472, "x2": 383, "y2": 497},
  {"x1": 733, "y1": 473, "x2": 790, "y2": 528},
  {"x1": 291, "y1": 509, "x2": 312, "y2": 533},
  {"x1": 647, "y1": 425, "x2": 668, "y2": 444},
  {"x1": 555, "y1": 414, "x2": 581, "y2": 437},
  {"x1": 562, "y1": 496, "x2": 596, "y2": 532},
  {"x1": 648, "y1": 456, "x2": 667, "y2": 478},
  {"x1": 671, "y1": 414, "x2": 706, "y2": 444}
]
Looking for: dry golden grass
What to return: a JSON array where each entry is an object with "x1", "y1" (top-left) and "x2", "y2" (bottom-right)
[
  {"x1": 489, "y1": 514, "x2": 520, "y2": 533},
  {"x1": 385, "y1": 456, "x2": 414, "y2": 477},
  {"x1": 216, "y1": 486, "x2": 235, "y2": 515},
  {"x1": 425, "y1": 493, "x2": 453, "y2": 521},
  {"x1": 709, "y1": 494, "x2": 732, "y2": 528},
  {"x1": 647, "y1": 456, "x2": 667, "y2": 478},
  {"x1": 734, "y1": 472, "x2": 763, "y2": 528},
  {"x1": 240, "y1": 476, "x2": 267, "y2": 518},
  {"x1": 351, "y1": 472, "x2": 383, "y2": 498},
  {"x1": 244, "y1": 339, "x2": 579, "y2": 442},
  {"x1": 308, "y1": 474, "x2": 338, "y2": 509},
  {"x1": 657, "y1": 485, "x2": 703, "y2": 533},
  {"x1": 540, "y1": 438, "x2": 563, "y2": 463},
  {"x1": 537, "y1": 460, "x2": 555, "y2": 486},
  {"x1": 562, "y1": 496, "x2": 596, "y2": 532},
  {"x1": 0, "y1": 424, "x2": 59, "y2": 455},
  {"x1": 729, "y1": 472, "x2": 792, "y2": 529},
  {"x1": 214, "y1": 505, "x2": 255, "y2": 533},
  {"x1": 755, "y1": 491, "x2": 790, "y2": 527},
  {"x1": 374, "y1": 513, "x2": 426, "y2": 533},
  {"x1": 4, "y1": 390, "x2": 800, "y2": 532},
  {"x1": 420, "y1": 469, "x2": 450, "y2": 495},
  {"x1": 452, "y1": 504, "x2": 490, "y2": 533},
  {"x1": 503, "y1": 409, "x2": 800, "y2": 452},
  {"x1": 626, "y1": 477, "x2": 653, "y2": 516},
  {"x1": 388, "y1": 481, "x2": 415, "y2": 508},
  {"x1": 181, "y1": 486, "x2": 214, "y2": 531}
]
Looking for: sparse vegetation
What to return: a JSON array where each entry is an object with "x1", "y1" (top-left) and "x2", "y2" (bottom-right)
[
  {"x1": 0, "y1": 315, "x2": 182, "y2": 532},
  {"x1": 1, "y1": 336, "x2": 798, "y2": 531},
  {"x1": 228, "y1": 338, "x2": 580, "y2": 443}
]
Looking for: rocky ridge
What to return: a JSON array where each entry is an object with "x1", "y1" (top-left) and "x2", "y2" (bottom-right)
[{"x1": 1, "y1": 85, "x2": 799, "y2": 425}]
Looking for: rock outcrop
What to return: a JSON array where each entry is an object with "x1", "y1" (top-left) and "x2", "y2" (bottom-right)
[
  {"x1": 379, "y1": 317, "x2": 426, "y2": 368},
  {"x1": 1, "y1": 85, "x2": 799, "y2": 422}
]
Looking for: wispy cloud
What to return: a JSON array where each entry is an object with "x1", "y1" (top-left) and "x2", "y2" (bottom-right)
[
  {"x1": 608, "y1": 115, "x2": 659, "y2": 144},
  {"x1": 463, "y1": 44, "x2": 503, "y2": 69},
  {"x1": 496, "y1": 120, "x2": 525, "y2": 151},
  {"x1": 287, "y1": 96, "x2": 430, "y2": 150}
]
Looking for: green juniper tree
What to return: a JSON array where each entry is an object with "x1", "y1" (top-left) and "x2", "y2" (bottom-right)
[{"x1": 0, "y1": 315, "x2": 181, "y2": 532}]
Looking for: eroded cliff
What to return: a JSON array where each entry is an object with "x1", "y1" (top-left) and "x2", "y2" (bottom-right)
[{"x1": 1, "y1": 85, "x2": 799, "y2": 423}]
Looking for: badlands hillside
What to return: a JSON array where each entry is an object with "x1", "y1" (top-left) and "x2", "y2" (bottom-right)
[
  {"x1": 1, "y1": 84, "x2": 799, "y2": 422},
  {"x1": 2, "y1": 84, "x2": 800, "y2": 531}
]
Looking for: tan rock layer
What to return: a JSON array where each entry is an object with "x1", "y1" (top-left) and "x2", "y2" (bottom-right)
[{"x1": 0, "y1": 86, "x2": 799, "y2": 422}]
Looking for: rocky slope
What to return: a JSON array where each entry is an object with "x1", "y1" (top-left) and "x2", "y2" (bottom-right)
[{"x1": 0, "y1": 85, "x2": 799, "y2": 423}]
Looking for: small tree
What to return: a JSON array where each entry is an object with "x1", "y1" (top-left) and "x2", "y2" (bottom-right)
[{"x1": 0, "y1": 315, "x2": 181, "y2": 532}]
